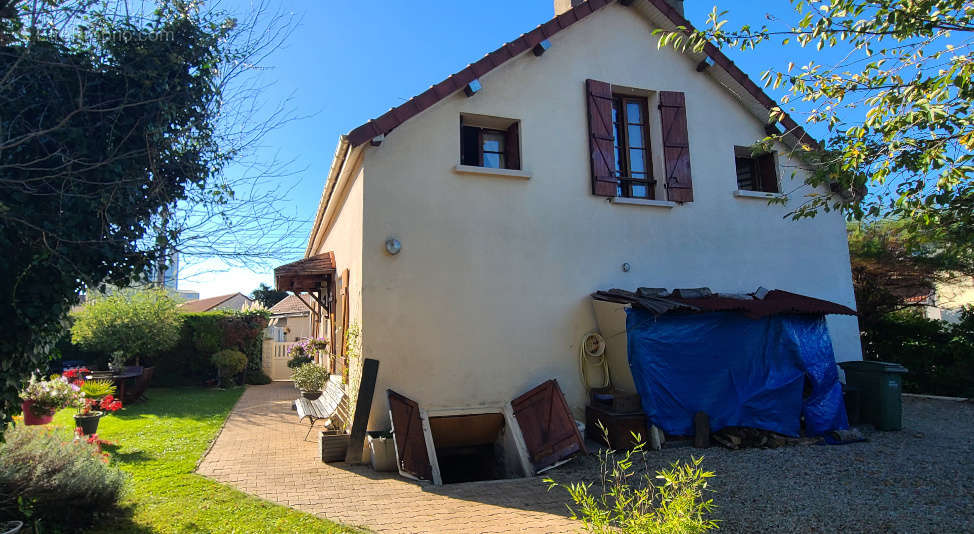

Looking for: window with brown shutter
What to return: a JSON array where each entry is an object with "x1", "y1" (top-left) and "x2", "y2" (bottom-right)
[
  {"x1": 658, "y1": 91, "x2": 694, "y2": 203},
  {"x1": 460, "y1": 115, "x2": 521, "y2": 170},
  {"x1": 586, "y1": 79, "x2": 618, "y2": 197},
  {"x1": 611, "y1": 95, "x2": 655, "y2": 199},
  {"x1": 735, "y1": 146, "x2": 779, "y2": 193}
]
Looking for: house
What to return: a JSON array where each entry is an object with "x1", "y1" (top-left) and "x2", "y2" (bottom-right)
[
  {"x1": 178, "y1": 292, "x2": 254, "y2": 313},
  {"x1": 267, "y1": 294, "x2": 313, "y2": 341},
  {"x1": 275, "y1": 0, "x2": 862, "y2": 479},
  {"x1": 920, "y1": 275, "x2": 974, "y2": 323}
]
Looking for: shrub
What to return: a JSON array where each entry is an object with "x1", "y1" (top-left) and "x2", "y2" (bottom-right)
[
  {"x1": 287, "y1": 355, "x2": 314, "y2": 369},
  {"x1": 545, "y1": 429, "x2": 717, "y2": 534},
  {"x1": 862, "y1": 308, "x2": 974, "y2": 397},
  {"x1": 246, "y1": 368, "x2": 272, "y2": 385},
  {"x1": 291, "y1": 363, "x2": 329, "y2": 392},
  {"x1": 0, "y1": 426, "x2": 127, "y2": 530},
  {"x1": 71, "y1": 289, "x2": 182, "y2": 366},
  {"x1": 211, "y1": 349, "x2": 247, "y2": 378}
]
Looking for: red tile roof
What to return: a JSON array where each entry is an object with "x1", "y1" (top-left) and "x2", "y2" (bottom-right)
[
  {"x1": 268, "y1": 294, "x2": 312, "y2": 315},
  {"x1": 178, "y1": 293, "x2": 249, "y2": 313},
  {"x1": 346, "y1": 0, "x2": 817, "y2": 150}
]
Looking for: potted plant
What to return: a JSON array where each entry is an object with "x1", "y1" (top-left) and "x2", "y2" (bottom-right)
[
  {"x1": 72, "y1": 379, "x2": 123, "y2": 436},
  {"x1": 367, "y1": 430, "x2": 397, "y2": 472},
  {"x1": 19, "y1": 374, "x2": 76, "y2": 426},
  {"x1": 291, "y1": 363, "x2": 329, "y2": 400},
  {"x1": 1, "y1": 521, "x2": 23, "y2": 534}
]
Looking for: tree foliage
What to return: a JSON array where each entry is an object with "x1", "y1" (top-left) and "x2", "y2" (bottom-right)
[
  {"x1": 848, "y1": 217, "x2": 974, "y2": 326},
  {"x1": 250, "y1": 282, "x2": 288, "y2": 308},
  {"x1": 70, "y1": 289, "x2": 182, "y2": 363},
  {"x1": 0, "y1": 0, "x2": 297, "y2": 431},
  {"x1": 656, "y1": 0, "x2": 974, "y2": 224}
]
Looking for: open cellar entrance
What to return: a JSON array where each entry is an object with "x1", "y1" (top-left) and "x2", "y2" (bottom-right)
[{"x1": 428, "y1": 413, "x2": 526, "y2": 484}]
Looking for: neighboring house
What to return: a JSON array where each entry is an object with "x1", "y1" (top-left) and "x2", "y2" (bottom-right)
[
  {"x1": 268, "y1": 294, "x2": 313, "y2": 341},
  {"x1": 178, "y1": 292, "x2": 254, "y2": 313},
  {"x1": 920, "y1": 275, "x2": 974, "y2": 323},
  {"x1": 275, "y1": 0, "x2": 862, "y2": 477}
]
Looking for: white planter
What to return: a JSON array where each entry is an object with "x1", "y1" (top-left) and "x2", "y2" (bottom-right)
[
  {"x1": 368, "y1": 433, "x2": 397, "y2": 472},
  {"x1": 1, "y1": 521, "x2": 23, "y2": 534}
]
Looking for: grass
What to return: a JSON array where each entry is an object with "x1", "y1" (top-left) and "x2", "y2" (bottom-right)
[{"x1": 48, "y1": 387, "x2": 355, "y2": 534}]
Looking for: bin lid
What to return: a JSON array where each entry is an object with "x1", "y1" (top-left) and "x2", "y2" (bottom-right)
[{"x1": 839, "y1": 360, "x2": 908, "y2": 374}]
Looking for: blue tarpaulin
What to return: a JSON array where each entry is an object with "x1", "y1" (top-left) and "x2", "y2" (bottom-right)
[{"x1": 625, "y1": 309, "x2": 848, "y2": 437}]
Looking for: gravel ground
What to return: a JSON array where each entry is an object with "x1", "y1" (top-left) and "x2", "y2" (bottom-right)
[{"x1": 551, "y1": 397, "x2": 974, "y2": 533}]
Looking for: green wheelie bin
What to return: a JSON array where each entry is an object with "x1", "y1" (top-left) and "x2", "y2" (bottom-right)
[{"x1": 839, "y1": 361, "x2": 908, "y2": 431}]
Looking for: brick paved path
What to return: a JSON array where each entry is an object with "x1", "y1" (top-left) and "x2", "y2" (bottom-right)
[{"x1": 197, "y1": 382, "x2": 580, "y2": 533}]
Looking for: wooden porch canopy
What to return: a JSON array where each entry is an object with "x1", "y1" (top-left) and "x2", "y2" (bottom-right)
[{"x1": 274, "y1": 251, "x2": 336, "y2": 293}]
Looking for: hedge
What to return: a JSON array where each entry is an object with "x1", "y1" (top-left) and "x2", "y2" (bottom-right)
[
  {"x1": 149, "y1": 310, "x2": 269, "y2": 387},
  {"x1": 861, "y1": 308, "x2": 974, "y2": 398}
]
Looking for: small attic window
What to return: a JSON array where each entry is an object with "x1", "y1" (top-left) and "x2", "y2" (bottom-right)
[
  {"x1": 735, "y1": 146, "x2": 779, "y2": 193},
  {"x1": 460, "y1": 114, "x2": 521, "y2": 170}
]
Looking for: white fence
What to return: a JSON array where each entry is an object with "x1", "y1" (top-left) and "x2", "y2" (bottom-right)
[{"x1": 262, "y1": 340, "x2": 298, "y2": 381}]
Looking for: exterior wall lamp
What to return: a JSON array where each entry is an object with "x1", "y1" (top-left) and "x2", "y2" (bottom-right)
[{"x1": 385, "y1": 238, "x2": 402, "y2": 255}]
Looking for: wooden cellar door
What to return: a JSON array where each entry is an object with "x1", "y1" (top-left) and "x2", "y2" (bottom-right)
[
  {"x1": 387, "y1": 390, "x2": 432, "y2": 481},
  {"x1": 510, "y1": 379, "x2": 587, "y2": 472}
]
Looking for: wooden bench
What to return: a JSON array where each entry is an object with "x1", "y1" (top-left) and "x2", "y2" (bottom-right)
[{"x1": 295, "y1": 380, "x2": 350, "y2": 441}]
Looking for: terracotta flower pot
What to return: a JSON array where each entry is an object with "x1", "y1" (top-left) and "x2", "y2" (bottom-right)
[
  {"x1": 21, "y1": 400, "x2": 54, "y2": 426},
  {"x1": 74, "y1": 411, "x2": 104, "y2": 435}
]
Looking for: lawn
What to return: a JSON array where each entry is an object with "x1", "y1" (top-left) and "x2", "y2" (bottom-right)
[{"x1": 48, "y1": 387, "x2": 355, "y2": 534}]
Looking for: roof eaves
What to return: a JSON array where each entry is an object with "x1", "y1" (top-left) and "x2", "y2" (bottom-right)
[
  {"x1": 345, "y1": 0, "x2": 613, "y2": 147},
  {"x1": 345, "y1": 0, "x2": 819, "y2": 152}
]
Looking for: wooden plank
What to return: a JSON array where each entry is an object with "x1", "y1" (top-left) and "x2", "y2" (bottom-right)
[
  {"x1": 345, "y1": 358, "x2": 380, "y2": 463},
  {"x1": 511, "y1": 379, "x2": 586, "y2": 472}
]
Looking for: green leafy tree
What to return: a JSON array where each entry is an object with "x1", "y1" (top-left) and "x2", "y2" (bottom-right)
[
  {"x1": 251, "y1": 283, "x2": 288, "y2": 308},
  {"x1": 656, "y1": 0, "x2": 974, "y2": 224},
  {"x1": 71, "y1": 290, "x2": 183, "y2": 366},
  {"x1": 0, "y1": 0, "x2": 297, "y2": 431}
]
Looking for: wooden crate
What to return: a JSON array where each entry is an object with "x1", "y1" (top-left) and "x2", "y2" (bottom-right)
[{"x1": 585, "y1": 404, "x2": 648, "y2": 450}]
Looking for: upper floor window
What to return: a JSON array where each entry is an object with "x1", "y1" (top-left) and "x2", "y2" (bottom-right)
[
  {"x1": 612, "y1": 96, "x2": 654, "y2": 199},
  {"x1": 734, "y1": 147, "x2": 779, "y2": 193},
  {"x1": 460, "y1": 115, "x2": 521, "y2": 170}
]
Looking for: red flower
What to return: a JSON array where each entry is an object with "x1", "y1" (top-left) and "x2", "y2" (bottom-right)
[{"x1": 99, "y1": 395, "x2": 122, "y2": 412}]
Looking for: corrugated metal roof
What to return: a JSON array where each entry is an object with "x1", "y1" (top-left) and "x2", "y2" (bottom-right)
[{"x1": 593, "y1": 289, "x2": 856, "y2": 318}]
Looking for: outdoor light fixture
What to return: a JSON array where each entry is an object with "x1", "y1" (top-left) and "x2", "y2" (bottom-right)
[
  {"x1": 385, "y1": 238, "x2": 402, "y2": 255},
  {"x1": 622, "y1": 262, "x2": 631, "y2": 272}
]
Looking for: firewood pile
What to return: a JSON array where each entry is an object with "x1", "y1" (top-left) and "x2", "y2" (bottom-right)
[{"x1": 711, "y1": 427, "x2": 821, "y2": 449}]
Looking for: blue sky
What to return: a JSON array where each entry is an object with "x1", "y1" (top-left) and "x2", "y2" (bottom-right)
[{"x1": 181, "y1": 0, "x2": 820, "y2": 297}]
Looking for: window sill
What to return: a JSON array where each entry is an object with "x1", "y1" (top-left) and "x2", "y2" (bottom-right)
[
  {"x1": 453, "y1": 164, "x2": 531, "y2": 180},
  {"x1": 733, "y1": 190, "x2": 786, "y2": 200},
  {"x1": 609, "y1": 197, "x2": 677, "y2": 208}
]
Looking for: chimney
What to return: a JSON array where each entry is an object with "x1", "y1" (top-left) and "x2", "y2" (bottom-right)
[
  {"x1": 556, "y1": 0, "x2": 685, "y2": 18},
  {"x1": 554, "y1": 0, "x2": 583, "y2": 16}
]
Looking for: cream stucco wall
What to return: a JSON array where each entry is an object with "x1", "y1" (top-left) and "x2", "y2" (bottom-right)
[
  {"x1": 314, "y1": 159, "x2": 365, "y2": 340},
  {"x1": 214, "y1": 293, "x2": 253, "y2": 312},
  {"x1": 334, "y1": 5, "x2": 861, "y2": 429}
]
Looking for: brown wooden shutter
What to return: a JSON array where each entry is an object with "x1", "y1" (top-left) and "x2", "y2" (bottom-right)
[
  {"x1": 511, "y1": 379, "x2": 586, "y2": 472},
  {"x1": 586, "y1": 79, "x2": 617, "y2": 197},
  {"x1": 756, "y1": 153, "x2": 778, "y2": 193},
  {"x1": 658, "y1": 91, "x2": 694, "y2": 202},
  {"x1": 505, "y1": 123, "x2": 521, "y2": 170},
  {"x1": 387, "y1": 390, "x2": 432, "y2": 481}
]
